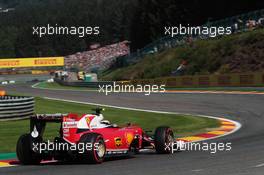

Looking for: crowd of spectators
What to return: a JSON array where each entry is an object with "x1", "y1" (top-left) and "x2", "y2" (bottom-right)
[
  {"x1": 64, "y1": 41, "x2": 130, "y2": 72},
  {"x1": 131, "y1": 14, "x2": 264, "y2": 60},
  {"x1": 231, "y1": 17, "x2": 264, "y2": 32},
  {"x1": 142, "y1": 15, "x2": 264, "y2": 56}
]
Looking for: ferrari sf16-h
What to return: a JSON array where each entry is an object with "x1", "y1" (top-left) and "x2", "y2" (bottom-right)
[{"x1": 16, "y1": 108, "x2": 174, "y2": 164}]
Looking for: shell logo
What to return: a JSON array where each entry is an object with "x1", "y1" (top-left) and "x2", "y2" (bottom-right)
[
  {"x1": 114, "y1": 137, "x2": 122, "y2": 147},
  {"x1": 125, "y1": 133, "x2": 134, "y2": 144}
]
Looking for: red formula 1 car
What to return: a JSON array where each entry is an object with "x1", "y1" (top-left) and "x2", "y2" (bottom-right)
[{"x1": 16, "y1": 108, "x2": 174, "y2": 164}]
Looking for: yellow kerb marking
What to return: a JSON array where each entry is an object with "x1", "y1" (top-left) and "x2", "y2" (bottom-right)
[
  {"x1": 221, "y1": 121, "x2": 234, "y2": 125},
  {"x1": 221, "y1": 125, "x2": 235, "y2": 129},
  {"x1": 0, "y1": 162, "x2": 10, "y2": 166},
  {"x1": 207, "y1": 131, "x2": 227, "y2": 135},
  {"x1": 178, "y1": 136, "x2": 205, "y2": 142}
]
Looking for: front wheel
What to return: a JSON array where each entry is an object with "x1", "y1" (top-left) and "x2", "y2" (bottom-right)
[
  {"x1": 154, "y1": 126, "x2": 174, "y2": 154},
  {"x1": 78, "y1": 133, "x2": 106, "y2": 164}
]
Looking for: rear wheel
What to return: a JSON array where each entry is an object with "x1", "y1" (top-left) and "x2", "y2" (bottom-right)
[
  {"x1": 16, "y1": 134, "x2": 42, "y2": 165},
  {"x1": 79, "y1": 133, "x2": 105, "y2": 164},
  {"x1": 154, "y1": 126, "x2": 174, "y2": 154}
]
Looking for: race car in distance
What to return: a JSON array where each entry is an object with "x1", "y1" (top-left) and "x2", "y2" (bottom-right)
[{"x1": 16, "y1": 108, "x2": 175, "y2": 164}]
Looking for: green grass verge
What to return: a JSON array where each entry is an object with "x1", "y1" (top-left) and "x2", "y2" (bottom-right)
[
  {"x1": 102, "y1": 29, "x2": 264, "y2": 80},
  {"x1": 0, "y1": 97, "x2": 219, "y2": 153}
]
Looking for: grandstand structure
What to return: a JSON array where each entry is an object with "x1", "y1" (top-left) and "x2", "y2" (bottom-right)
[
  {"x1": 64, "y1": 41, "x2": 130, "y2": 72},
  {"x1": 117, "y1": 9, "x2": 264, "y2": 67}
]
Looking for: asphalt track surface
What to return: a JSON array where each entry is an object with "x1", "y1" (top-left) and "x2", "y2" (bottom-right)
[
  {"x1": 0, "y1": 74, "x2": 51, "y2": 82},
  {"x1": 1, "y1": 83, "x2": 264, "y2": 175}
]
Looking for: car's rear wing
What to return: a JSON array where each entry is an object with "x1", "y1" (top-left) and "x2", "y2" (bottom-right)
[
  {"x1": 31, "y1": 113, "x2": 68, "y2": 122},
  {"x1": 30, "y1": 114, "x2": 68, "y2": 137}
]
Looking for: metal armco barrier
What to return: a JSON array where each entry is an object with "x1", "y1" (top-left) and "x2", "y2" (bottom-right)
[
  {"x1": 55, "y1": 79, "x2": 114, "y2": 88},
  {"x1": 130, "y1": 72, "x2": 264, "y2": 88},
  {"x1": 0, "y1": 96, "x2": 34, "y2": 120}
]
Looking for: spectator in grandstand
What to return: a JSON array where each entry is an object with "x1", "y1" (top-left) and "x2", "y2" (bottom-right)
[
  {"x1": 187, "y1": 36, "x2": 193, "y2": 47},
  {"x1": 246, "y1": 19, "x2": 257, "y2": 30},
  {"x1": 237, "y1": 19, "x2": 244, "y2": 31},
  {"x1": 233, "y1": 23, "x2": 238, "y2": 32},
  {"x1": 258, "y1": 17, "x2": 264, "y2": 27},
  {"x1": 171, "y1": 60, "x2": 187, "y2": 76},
  {"x1": 64, "y1": 41, "x2": 130, "y2": 72},
  {"x1": 154, "y1": 46, "x2": 158, "y2": 53}
]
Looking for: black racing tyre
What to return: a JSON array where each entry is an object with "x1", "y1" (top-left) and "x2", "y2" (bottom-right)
[
  {"x1": 79, "y1": 133, "x2": 106, "y2": 164},
  {"x1": 154, "y1": 126, "x2": 174, "y2": 154},
  {"x1": 16, "y1": 134, "x2": 42, "y2": 165}
]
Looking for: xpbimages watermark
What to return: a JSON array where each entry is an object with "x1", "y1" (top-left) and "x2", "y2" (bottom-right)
[
  {"x1": 32, "y1": 140, "x2": 99, "y2": 154},
  {"x1": 164, "y1": 24, "x2": 232, "y2": 38},
  {"x1": 165, "y1": 141, "x2": 232, "y2": 154},
  {"x1": 98, "y1": 82, "x2": 166, "y2": 95},
  {"x1": 32, "y1": 24, "x2": 100, "y2": 38}
]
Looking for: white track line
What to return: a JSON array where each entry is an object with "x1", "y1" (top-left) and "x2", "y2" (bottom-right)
[
  {"x1": 44, "y1": 97, "x2": 242, "y2": 142},
  {"x1": 31, "y1": 82, "x2": 97, "y2": 92},
  {"x1": 254, "y1": 163, "x2": 264, "y2": 168},
  {"x1": 0, "y1": 165, "x2": 16, "y2": 168}
]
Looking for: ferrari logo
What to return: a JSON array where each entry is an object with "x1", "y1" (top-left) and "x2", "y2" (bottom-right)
[
  {"x1": 114, "y1": 137, "x2": 122, "y2": 147},
  {"x1": 85, "y1": 117, "x2": 90, "y2": 125}
]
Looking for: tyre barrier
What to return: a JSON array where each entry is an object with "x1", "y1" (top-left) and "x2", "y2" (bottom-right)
[{"x1": 0, "y1": 96, "x2": 34, "y2": 120}]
